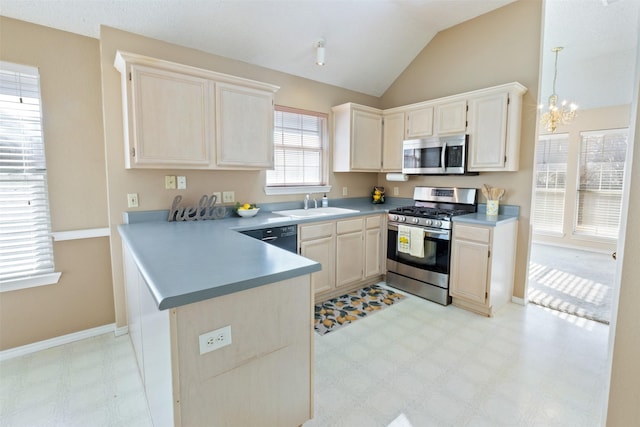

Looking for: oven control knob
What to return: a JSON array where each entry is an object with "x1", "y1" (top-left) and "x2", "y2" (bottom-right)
[
  {"x1": 411, "y1": 218, "x2": 419, "y2": 224},
  {"x1": 425, "y1": 219, "x2": 432, "y2": 226},
  {"x1": 399, "y1": 216, "x2": 406, "y2": 222},
  {"x1": 433, "y1": 220, "x2": 441, "y2": 227},
  {"x1": 391, "y1": 215, "x2": 399, "y2": 222}
]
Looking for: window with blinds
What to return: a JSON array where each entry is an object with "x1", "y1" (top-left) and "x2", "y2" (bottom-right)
[
  {"x1": 266, "y1": 106, "x2": 327, "y2": 187},
  {"x1": 0, "y1": 61, "x2": 57, "y2": 287},
  {"x1": 575, "y1": 129, "x2": 628, "y2": 239},
  {"x1": 532, "y1": 133, "x2": 569, "y2": 234}
]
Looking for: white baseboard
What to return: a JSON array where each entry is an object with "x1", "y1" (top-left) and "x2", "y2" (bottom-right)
[
  {"x1": 0, "y1": 323, "x2": 117, "y2": 361},
  {"x1": 512, "y1": 296, "x2": 526, "y2": 306},
  {"x1": 115, "y1": 325, "x2": 129, "y2": 336}
]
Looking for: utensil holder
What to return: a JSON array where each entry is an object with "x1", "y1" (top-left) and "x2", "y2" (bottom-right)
[{"x1": 486, "y1": 200, "x2": 499, "y2": 217}]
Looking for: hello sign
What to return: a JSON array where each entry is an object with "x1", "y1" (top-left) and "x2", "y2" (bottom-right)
[{"x1": 168, "y1": 194, "x2": 227, "y2": 222}]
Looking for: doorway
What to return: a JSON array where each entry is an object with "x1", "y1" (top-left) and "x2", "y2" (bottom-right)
[{"x1": 528, "y1": 243, "x2": 615, "y2": 324}]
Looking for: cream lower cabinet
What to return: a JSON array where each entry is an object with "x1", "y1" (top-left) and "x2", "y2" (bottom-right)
[
  {"x1": 299, "y1": 214, "x2": 385, "y2": 301},
  {"x1": 364, "y1": 215, "x2": 383, "y2": 279},
  {"x1": 449, "y1": 220, "x2": 518, "y2": 316},
  {"x1": 335, "y1": 218, "x2": 365, "y2": 288},
  {"x1": 299, "y1": 221, "x2": 335, "y2": 295}
]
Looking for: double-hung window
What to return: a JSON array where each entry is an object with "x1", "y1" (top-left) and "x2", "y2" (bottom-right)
[
  {"x1": 265, "y1": 106, "x2": 330, "y2": 195},
  {"x1": 575, "y1": 129, "x2": 628, "y2": 239},
  {"x1": 532, "y1": 133, "x2": 569, "y2": 234},
  {"x1": 0, "y1": 61, "x2": 59, "y2": 291}
]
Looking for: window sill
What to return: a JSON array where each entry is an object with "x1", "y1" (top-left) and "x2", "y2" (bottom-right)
[
  {"x1": 264, "y1": 185, "x2": 332, "y2": 196},
  {"x1": 0, "y1": 272, "x2": 62, "y2": 293}
]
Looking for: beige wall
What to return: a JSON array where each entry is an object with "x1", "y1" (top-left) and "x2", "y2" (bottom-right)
[
  {"x1": 0, "y1": 17, "x2": 113, "y2": 350},
  {"x1": 534, "y1": 105, "x2": 630, "y2": 254},
  {"x1": 378, "y1": 0, "x2": 542, "y2": 300},
  {"x1": 99, "y1": 26, "x2": 381, "y2": 328}
]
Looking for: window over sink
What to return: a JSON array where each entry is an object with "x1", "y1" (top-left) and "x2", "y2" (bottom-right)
[{"x1": 264, "y1": 106, "x2": 330, "y2": 195}]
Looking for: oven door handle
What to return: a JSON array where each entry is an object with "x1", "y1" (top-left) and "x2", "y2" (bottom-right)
[{"x1": 388, "y1": 223, "x2": 450, "y2": 240}]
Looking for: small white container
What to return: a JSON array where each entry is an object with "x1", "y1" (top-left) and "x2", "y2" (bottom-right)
[{"x1": 322, "y1": 195, "x2": 328, "y2": 207}]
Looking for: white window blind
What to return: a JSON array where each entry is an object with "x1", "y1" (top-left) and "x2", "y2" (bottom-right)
[
  {"x1": 0, "y1": 61, "x2": 56, "y2": 284},
  {"x1": 575, "y1": 129, "x2": 628, "y2": 239},
  {"x1": 532, "y1": 133, "x2": 568, "y2": 234},
  {"x1": 266, "y1": 106, "x2": 327, "y2": 187}
]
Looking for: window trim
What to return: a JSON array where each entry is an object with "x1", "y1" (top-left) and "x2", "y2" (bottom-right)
[{"x1": 265, "y1": 105, "x2": 329, "y2": 195}]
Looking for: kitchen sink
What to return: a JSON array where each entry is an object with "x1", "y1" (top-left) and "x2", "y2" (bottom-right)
[{"x1": 272, "y1": 207, "x2": 360, "y2": 218}]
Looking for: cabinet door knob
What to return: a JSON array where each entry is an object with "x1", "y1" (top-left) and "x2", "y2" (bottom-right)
[{"x1": 612, "y1": 251, "x2": 617, "y2": 260}]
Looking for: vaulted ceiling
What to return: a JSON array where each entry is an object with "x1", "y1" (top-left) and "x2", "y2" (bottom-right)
[{"x1": 1, "y1": 0, "x2": 638, "y2": 108}]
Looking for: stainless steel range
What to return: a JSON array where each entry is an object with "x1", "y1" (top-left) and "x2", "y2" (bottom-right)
[{"x1": 386, "y1": 186, "x2": 477, "y2": 305}]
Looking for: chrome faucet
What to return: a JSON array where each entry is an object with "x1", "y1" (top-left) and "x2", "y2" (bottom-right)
[{"x1": 303, "y1": 194, "x2": 318, "y2": 209}]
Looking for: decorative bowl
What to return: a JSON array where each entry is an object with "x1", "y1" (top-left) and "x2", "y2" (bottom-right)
[{"x1": 237, "y1": 208, "x2": 260, "y2": 218}]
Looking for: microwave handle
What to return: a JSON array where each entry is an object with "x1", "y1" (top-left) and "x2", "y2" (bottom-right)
[{"x1": 441, "y1": 142, "x2": 447, "y2": 172}]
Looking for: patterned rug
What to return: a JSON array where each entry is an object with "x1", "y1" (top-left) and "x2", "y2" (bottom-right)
[{"x1": 314, "y1": 284, "x2": 405, "y2": 336}]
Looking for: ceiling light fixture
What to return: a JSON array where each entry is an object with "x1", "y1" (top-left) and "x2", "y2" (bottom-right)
[
  {"x1": 540, "y1": 46, "x2": 577, "y2": 133},
  {"x1": 316, "y1": 39, "x2": 326, "y2": 66}
]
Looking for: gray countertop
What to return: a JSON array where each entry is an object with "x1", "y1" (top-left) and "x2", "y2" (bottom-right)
[
  {"x1": 119, "y1": 197, "x2": 409, "y2": 310},
  {"x1": 452, "y1": 203, "x2": 520, "y2": 226}
]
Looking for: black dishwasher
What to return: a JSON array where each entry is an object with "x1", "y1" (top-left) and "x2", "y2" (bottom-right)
[{"x1": 239, "y1": 225, "x2": 298, "y2": 253}]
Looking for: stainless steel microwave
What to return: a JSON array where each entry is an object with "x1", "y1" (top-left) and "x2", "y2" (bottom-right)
[{"x1": 402, "y1": 134, "x2": 474, "y2": 175}]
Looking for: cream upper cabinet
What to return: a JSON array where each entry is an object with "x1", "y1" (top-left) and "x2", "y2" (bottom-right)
[
  {"x1": 114, "y1": 51, "x2": 278, "y2": 170},
  {"x1": 467, "y1": 83, "x2": 527, "y2": 172},
  {"x1": 118, "y1": 62, "x2": 215, "y2": 169},
  {"x1": 449, "y1": 220, "x2": 518, "y2": 317},
  {"x1": 332, "y1": 103, "x2": 382, "y2": 172},
  {"x1": 405, "y1": 105, "x2": 434, "y2": 139},
  {"x1": 215, "y1": 82, "x2": 274, "y2": 169},
  {"x1": 381, "y1": 110, "x2": 405, "y2": 172},
  {"x1": 434, "y1": 99, "x2": 467, "y2": 135}
]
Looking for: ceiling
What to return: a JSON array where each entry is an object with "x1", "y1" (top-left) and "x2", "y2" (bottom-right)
[
  {"x1": 0, "y1": 0, "x2": 638, "y2": 106},
  {"x1": 0, "y1": 0, "x2": 517, "y2": 96}
]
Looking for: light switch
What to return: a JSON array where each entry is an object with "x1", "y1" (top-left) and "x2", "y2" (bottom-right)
[
  {"x1": 177, "y1": 176, "x2": 187, "y2": 189},
  {"x1": 222, "y1": 191, "x2": 235, "y2": 203},
  {"x1": 165, "y1": 175, "x2": 176, "y2": 190}
]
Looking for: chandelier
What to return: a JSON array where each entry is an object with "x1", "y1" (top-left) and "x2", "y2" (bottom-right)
[{"x1": 540, "y1": 47, "x2": 577, "y2": 133}]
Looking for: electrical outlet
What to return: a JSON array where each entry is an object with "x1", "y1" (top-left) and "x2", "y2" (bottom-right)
[
  {"x1": 199, "y1": 325, "x2": 232, "y2": 355},
  {"x1": 222, "y1": 191, "x2": 235, "y2": 203},
  {"x1": 393, "y1": 187, "x2": 399, "y2": 196},
  {"x1": 342, "y1": 187, "x2": 348, "y2": 196},
  {"x1": 164, "y1": 175, "x2": 176, "y2": 190},
  {"x1": 177, "y1": 176, "x2": 187, "y2": 190},
  {"x1": 212, "y1": 192, "x2": 222, "y2": 205},
  {"x1": 127, "y1": 193, "x2": 139, "y2": 208}
]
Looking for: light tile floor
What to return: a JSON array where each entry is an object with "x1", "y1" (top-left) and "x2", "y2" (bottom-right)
[{"x1": 1, "y1": 290, "x2": 610, "y2": 427}]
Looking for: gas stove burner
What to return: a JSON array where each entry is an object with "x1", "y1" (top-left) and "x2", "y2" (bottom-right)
[{"x1": 388, "y1": 206, "x2": 470, "y2": 219}]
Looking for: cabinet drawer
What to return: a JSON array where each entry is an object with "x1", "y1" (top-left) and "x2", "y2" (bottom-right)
[
  {"x1": 299, "y1": 222, "x2": 334, "y2": 241},
  {"x1": 454, "y1": 224, "x2": 490, "y2": 243},
  {"x1": 337, "y1": 218, "x2": 363, "y2": 234},
  {"x1": 365, "y1": 215, "x2": 382, "y2": 229}
]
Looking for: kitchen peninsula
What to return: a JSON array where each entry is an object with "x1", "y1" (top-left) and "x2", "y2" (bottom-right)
[
  {"x1": 118, "y1": 199, "x2": 401, "y2": 427},
  {"x1": 119, "y1": 214, "x2": 321, "y2": 427}
]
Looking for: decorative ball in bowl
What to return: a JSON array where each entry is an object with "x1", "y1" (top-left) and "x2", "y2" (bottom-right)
[{"x1": 236, "y1": 203, "x2": 259, "y2": 217}]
